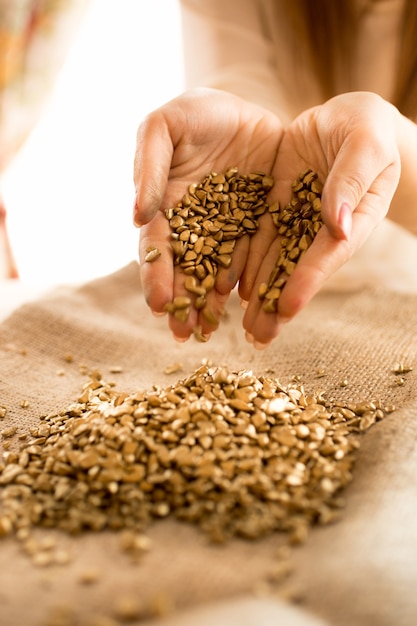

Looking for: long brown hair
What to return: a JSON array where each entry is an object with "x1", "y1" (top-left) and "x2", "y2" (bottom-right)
[{"x1": 284, "y1": 0, "x2": 417, "y2": 119}]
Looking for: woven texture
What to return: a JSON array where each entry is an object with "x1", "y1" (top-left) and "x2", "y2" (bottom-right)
[{"x1": 1, "y1": 261, "x2": 417, "y2": 626}]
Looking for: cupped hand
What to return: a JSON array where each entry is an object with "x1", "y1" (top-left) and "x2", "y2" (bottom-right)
[
  {"x1": 240, "y1": 92, "x2": 402, "y2": 346},
  {"x1": 133, "y1": 88, "x2": 284, "y2": 341}
]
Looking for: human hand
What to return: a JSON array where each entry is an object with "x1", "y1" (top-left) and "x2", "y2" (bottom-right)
[
  {"x1": 133, "y1": 88, "x2": 284, "y2": 341},
  {"x1": 240, "y1": 92, "x2": 402, "y2": 346}
]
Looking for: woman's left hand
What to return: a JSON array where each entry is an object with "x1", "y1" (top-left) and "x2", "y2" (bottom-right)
[{"x1": 240, "y1": 92, "x2": 402, "y2": 346}]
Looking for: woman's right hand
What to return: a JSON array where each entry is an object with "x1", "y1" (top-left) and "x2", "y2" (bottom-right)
[{"x1": 133, "y1": 87, "x2": 284, "y2": 341}]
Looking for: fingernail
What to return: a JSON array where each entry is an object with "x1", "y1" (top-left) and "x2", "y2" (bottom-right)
[
  {"x1": 277, "y1": 315, "x2": 291, "y2": 325},
  {"x1": 253, "y1": 340, "x2": 271, "y2": 351},
  {"x1": 337, "y1": 202, "x2": 352, "y2": 240},
  {"x1": 152, "y1": 310, "x2": 166, "y2": 318},
  {"x1": 133, "y1": 194, "x2": 142, "y2": 228},
  {"x1": 173, "y1": 335, "x2": 188, "y2": 343},
  {"x1": 133, "y1": 194, "x2": 146, "y2": 228},
  {"x1": 245, "y1": 331, "x2": 254, "y2": 344},
  {"x1": 133, "y1": 214, "x2": 143, "y2": 228},
  {"x1": 240, "y1": 299, "x2": 248, "y2": 310}
]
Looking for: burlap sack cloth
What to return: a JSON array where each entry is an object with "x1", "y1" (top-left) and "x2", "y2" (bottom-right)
[{"x1": 1, "y1": 261, "x2": 417, "y2": 626}]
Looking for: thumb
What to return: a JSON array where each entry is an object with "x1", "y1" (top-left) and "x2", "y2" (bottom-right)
[
  {"x1": 133, "y1": 111, "x2": 174, "y2": 227},
  {"x1": 320, "y1": 136, "x2": 400, "y2": 240}
]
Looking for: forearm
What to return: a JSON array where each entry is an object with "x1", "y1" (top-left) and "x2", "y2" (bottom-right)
[{"x1": 179, "y1": 0, "x2": 292, "y2": 123}]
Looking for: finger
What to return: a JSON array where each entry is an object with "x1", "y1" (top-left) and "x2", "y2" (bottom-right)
[
  {"x1": 242, "y1": 236, "x2": 284, "y2": 343},
  {"x1": 167, "y1": 266, "x2": 200, "y2": 341},
  {"x1": 238, "y1": 212, "x2": 279, "y2": 301},
  {"x1": 169, "y1": 236, "x2": 250, "y2": 339},
  {"x1": 245, "y1": 206, "x2": 378, "y2": 344},
  {"x1": 214, "y1": 235, "x2": 250, "y2": 296},
  {"x1": 139, "y1": 212, "x2": 174, "y2": 312},
  {"x1": 321, "y1": 132, "x2": 400, "y2": 240},
  {"x1": 133, "y1": 111, "x2": 174, "y2": 227},
  {"x1": 275, "y1": 225, "x2": 352, "y2": 322},
  {"x1": 196, "y1": 287, "x2": 230, "y2": 338}
]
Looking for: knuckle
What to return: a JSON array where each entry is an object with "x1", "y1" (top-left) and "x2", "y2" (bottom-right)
[{"x1": 343, "y1": 171, "x2": 368, "y2": 203}]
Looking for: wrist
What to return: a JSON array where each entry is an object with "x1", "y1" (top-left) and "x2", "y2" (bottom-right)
[{"x1": 390, "y1": 107, "x2": 417, "y2": 234}]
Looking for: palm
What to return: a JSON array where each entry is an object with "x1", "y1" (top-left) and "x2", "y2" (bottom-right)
[
  {"x1": 271, "y1": 107, "x2": 334, "y2": 204},
  {"x1": 238, "y1": 110, "x2": 329, "y2": 301}
]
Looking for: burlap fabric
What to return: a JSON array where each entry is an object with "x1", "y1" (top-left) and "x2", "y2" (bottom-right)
[{"x1": 1, "y1": 261, "x2": 417, "y2": 626}]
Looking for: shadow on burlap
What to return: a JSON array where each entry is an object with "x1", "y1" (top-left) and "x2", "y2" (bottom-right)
[{"x1": 0, "y1": 261, "x2": 416, "y2": 626}]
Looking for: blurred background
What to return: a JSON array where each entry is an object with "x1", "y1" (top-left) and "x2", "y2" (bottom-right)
[{"x1": 2, "y1": 0, "x2": 184, "y2": 287}]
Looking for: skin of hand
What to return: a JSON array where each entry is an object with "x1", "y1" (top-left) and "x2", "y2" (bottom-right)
[
  {"x1": 241, "y1": 91, "x2": 403, "y2": 346},
  {"x1": 133, "y1": 87, "x2": 284, "y2": 341}
]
